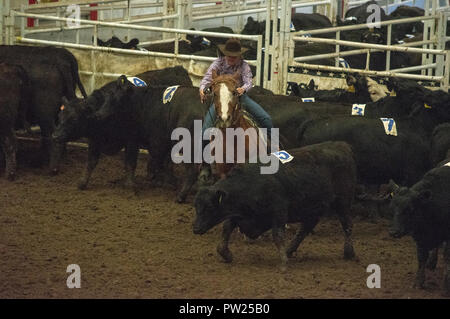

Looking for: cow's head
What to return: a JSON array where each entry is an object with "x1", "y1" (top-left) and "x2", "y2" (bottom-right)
[
  {"x1": 241, "y1": 16, "x2": 262, "y2": 35},
  {"x1": 361, "y1": 28, "x2": 385, "y2": 44},
  {"x1": 193, "y1": 187, "x2": 229, "y2": 234},
  {"x1": 94, "y1": 75, "x2": 135, "y2": 121},
  {"x1": 389, "y1": 185, "x2": 432, "y2": 238},
  {"x1": 210, "y1": 70, "x2": 241, "y2": 128},
  {"x1": 53, "y1": 96, "x2": 92, "y2": 143}
]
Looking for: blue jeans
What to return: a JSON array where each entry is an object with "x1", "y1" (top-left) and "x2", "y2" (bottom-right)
[{"x1": 202, "y1": 94, "x2": 273, "y2": 140}]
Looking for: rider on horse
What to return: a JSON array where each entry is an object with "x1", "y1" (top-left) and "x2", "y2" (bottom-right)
[{"x1": 199, "y1": 38, "x2": 273, "y2": 142}]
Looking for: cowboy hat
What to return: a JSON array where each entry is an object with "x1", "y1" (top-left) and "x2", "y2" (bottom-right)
[{"x1": 218, "y1": 38, "x2": 249, "y2": 57}]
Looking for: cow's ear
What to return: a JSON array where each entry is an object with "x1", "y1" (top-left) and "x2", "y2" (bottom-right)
[
  {"x1": 346, "y1": 74, "x2": 356, "y2": 86},
  {"x1": 61, "y1": 96, "x2": 69, "y2": 106},
  {"x1": 216, "y1": 189, "x2": 228, "y2": 204},
  {"x1": 118, "y1": 75, "x2": 127, "y2": 86},
  {"x1": 417, "y1": 189, "x2": 432, "y2": 203},
  {"x1": 247, "y1": 16, "x2": 254, "y2": 23}
]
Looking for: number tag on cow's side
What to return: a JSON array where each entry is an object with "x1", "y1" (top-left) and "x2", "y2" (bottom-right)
[
  {"x1": 127, "y1": 77, "x2": 147, "y2": 87},
  {"x1": 338, "y1": 58, "x2": 350, "y2": 69},
  {"x1": 290, "y1": 21, "x2": 296, "y2": 31},
  {"x1": 202, "y1": 37, "x2": 211, "y2": 46},
  {"x1": 272, "y1": 150, "x2": 294, "y2": 164},
  {"x1": 444, "y1": 162, "x2": 450, "y2": 167},
  {"x1": 302, "y1": 97, "x2": 315, "y2": 102},
  {"x1": 163, "y1": 85, "x2": 180, "y2": 104},
  {"x1": 352, "y1": 104, "x2": 366, "y2": 116},
  {"x1": 380, "y1": 118, "x2": 397, "y2": 136}
]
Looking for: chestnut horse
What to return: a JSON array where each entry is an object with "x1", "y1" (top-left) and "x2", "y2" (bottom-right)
[{"x1": 208, "y1": 71, "x2": 266, "y2": 178}]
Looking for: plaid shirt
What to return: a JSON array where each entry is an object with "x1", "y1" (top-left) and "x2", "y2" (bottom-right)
[{"x1": 199, "y1": 57, "x2": 253, "y2": 93}]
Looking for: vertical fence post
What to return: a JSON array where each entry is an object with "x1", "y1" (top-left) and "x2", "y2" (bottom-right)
[
  {"x1": 443, "y1": 51, "x2": 450, "y2": 92},
  {"x1": 280, "y1": 0, "x2": 292, "y2": 95},
  {"x1": 386, "y1": 24, "x2": 392, "y2": 71},
  {"x1": 255, "y1": 34, "x2": 262, "y2": 86},
  {"x1": 263, "y1": 0, "x2": 272, "y2": 90},
  {"x1": 0, "y1": 0, "x2": 4, "y2": 45},
  {"x1": 435, "y1": 11, "x2": 446, "y2": 77}
]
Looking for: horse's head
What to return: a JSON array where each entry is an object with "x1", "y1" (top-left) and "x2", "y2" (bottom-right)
[{"x1": 210, "y1": 70, "x2": 241, "y2": 128}]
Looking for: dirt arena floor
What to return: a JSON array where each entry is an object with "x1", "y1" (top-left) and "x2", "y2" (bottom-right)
[{"x1": 0, "y1": 140, "x2": 448, "y2": 299}]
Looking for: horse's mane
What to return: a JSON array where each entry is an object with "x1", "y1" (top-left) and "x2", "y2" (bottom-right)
[{"x1": 211, "y1": 74, "x2": 239, "y2": 88}]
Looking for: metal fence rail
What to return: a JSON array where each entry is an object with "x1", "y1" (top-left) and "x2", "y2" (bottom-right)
[{"x1": 11, "y1": 9, "x2": 263, "y2": 93}]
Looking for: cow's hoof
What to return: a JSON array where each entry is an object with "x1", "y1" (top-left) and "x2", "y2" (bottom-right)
[
  {"x1": 175, "y1": 194, "x2": 186, "y2": 204},
  {"x1": 217, "y1": 246, "x2": 233, "y2": 263},
  {"x1": 344, "y1": 244, "x2": 356, "y2": 260},
  {"x1": 426, "y1": 255, "x2": 438, "y2": 270},
  {"x1": 6, "y1": 172, "x2": 16, "y2": 181},
  {"x1": 413, "y1": 279, "x2": 425, "y2": 289},
  {"x1": 49, "y1": 168, "x2": 59, "y2": 176},
  {"x1": 286, "y1": 245, "x2": 297, "y2": 258},
  {"x1": 77, "y1": 182, "x2": 87, "y2": 190}
]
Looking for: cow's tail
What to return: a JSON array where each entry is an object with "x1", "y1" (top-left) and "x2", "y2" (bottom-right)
[
  {"x1": 71, "y1": 58, "x2": 88, "y2": 98},
  {"x1": 296, "y1": 118, "x2": 314, "y2": 143}
]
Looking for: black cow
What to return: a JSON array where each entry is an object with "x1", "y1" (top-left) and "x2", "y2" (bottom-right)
[
  {"x1": 193, "y1": 141, "x2": 356, "y2": 270},
  {"x1": 296, "y1": 89, "x2": 450, "y2": 186},
  {"x1": 241, "y1": 13, "x2": 332, "y2": 38},
  {"x1": 289, "y1": 74, "x2": 372, "y2": 104},
  {"x1": 136, "y1": 66, "x2": 193, "y2": 87},
  {"x1": 0, "y1": 45, "x2": 87, "y2": 171},
  {"x1": 0, "y1": 63, "x2": 30, "y2": 180},
  {"x1": 345, "y1": 0, "x2": 388, "y2": 24},
  {"x1": 389, "y1": 163, "x2": 450, "y2": 295},
  {"x1": 0, "y1": 45, "x2": 87, "y2": 99},
  {"x1": 96, "y1": 36, "x2": 139, "y2": 50},
  {"x1": 248, "y1": 93, "x2": 352, "y2": 148},
  {"x1": 390, "y1": 5, "x2": 424, "y2": 34},
  {"x1": 186, "y1": 27, "x2": 235, "y2": 49},
  {"x1": 144, "y1": 40, "x2": 201, "y2": 55},
  {"x1": 51, "y1": 66, "x2": 195, "y2": 191},
  {"x1": 431, "y1": 123, "x2": 450, "y2": 166}
]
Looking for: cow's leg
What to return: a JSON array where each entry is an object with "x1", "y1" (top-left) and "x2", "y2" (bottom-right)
[
  {"x1": 49, "y1": 141, "x2": 65, "y2": 176},
  {"x1": 414, "y1": 245, "x2": 429, "y2": 289},
  {"x1": 176, "y1": 163, "x2": 197, "y2": 203},
  {"x1": 0, "y1": 132, "x2": 17, "y2": 181},
  {"x1": 217, "y1": 219, "x2": 237, "y2": 263},
  {"x1": 443, "y1": 241, "x2": 450, "y2": 296},
  {"x1": 286, "y1": 217, "x2": 319, "y2": 258},
  {"x1": 78, "y1": 142, "x2": 101, "y2": 190},
  {"x1": 272, "y1": 224, "x2": 288, "y2": 272},
  {"x1": 335, "y1": 200, "x2": 356, "y2": 260},
  {"x1": 123, "y1": 142, "x2": 139, "y2": 193},
  {"x1": 426, "y1": 247, "x2": 439, "y2": 270},
  {"x1": 146, "y1": 142, "x2": 169, "y2": 186}
]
